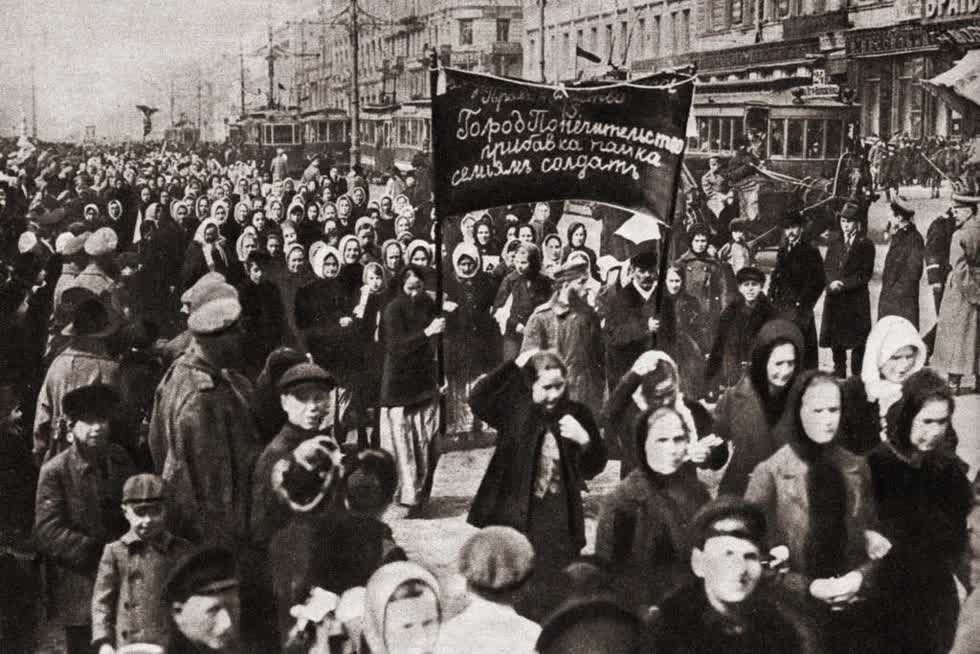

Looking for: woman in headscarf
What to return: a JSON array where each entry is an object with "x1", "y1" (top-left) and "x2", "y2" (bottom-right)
[
  {"x1": 350, "y1": 185, "x2": 370, "y2": 222},
  {"x1": 224, "y1": 199, "x2": 250, "y2": 245},
  {"x1": 839, "y1": 315, "x2": 928, "y2": 455},
  {"x1": 379, "y1": 265, "x2": 445, "y2": 513},
  {"x1": 663, "y1": 264, "x2": 708, "y2": 397},
  {"x1": 381, "y1": 240, "x2": 405, "y2": 299},
  {"x1": 746, "y1": 370, "x2": 882, "y2": 654},
  {"x1": 266, "y1": 198, "x2": 284, "y2": 225},
  {"x1": 275, "y1": 241, "x2": 312, "y2": 348},
  {"x1": 194, "y1": 195, "x2": 211, "y2": 223},
  {"x1": 468, "y1": 349, "x2": 607, "y2": 574},
  {"x1": 181, "y1": 217, "x2": 235, "y2": 289},
  {"x1": 83, "y1": 203, "x2": 101, "y2": 225},
  {"x1": 474, "y1": 214, "x2": 500, "y2": 259},
  {"x1": 715, "y1": 319, "x2": 805, "y2": 496},
  {"x1": 286, "y1": 198, "x2": 305, "y2": 226},
  {"x1": 394, "y1": 215, "x2": 414, "y2": 248},
  {"x1": 349, "y1": 262, "x2": 389, "y2": 449},
  {"x1": 338, "y1": 234, "x2": 366, "y2": 303},
  {"x1": 562, "y1": 221, "x2": 600, "y2": 279},
  {"x1": 377, "y1": 196, "x2": 398, "y2": 243},
  {"x1": 356, "y1": 561, "x2": 442, "y2": 654},
  {"x1": 493, "y1": 242, "x2": 553, "y2": 360},
  {"x1": 444, "y1": 243, "x2": 498, "y2": 434},
  {"x1": 516, "y1": 223, "x2": 538, "y2": 247},
  {"x1": 281, "y1": 177, "x2": 297, "y2": 208},
  {"x1": 405, "y1": 239, "x2": 437, "y2": 291},
  {"x1": 210, "y1": 199, "x2": 230, "y2": 230},
  {"x1": 868, "y1": 369, "x2": 972, "y2": 654},
  {"x1": 355, "y1": 216, "x2": 381, "y2": 264},
  {"x1": 540, "y1": 233, "x2": 564, "y2": 279},
  {"x1": 293, "y1": 200, "x2": 321, "y2": 248},
  {"x1": 336, "y1": 194, "x2": 355, "y2": 236},
  {"x1": 249, "y1": 208, "x2": 271, "y2": 247},
  {"x1": 595, "y1": 403, "x2": 711, "y2": 612},
  {"x1": 235, "y1": 228, "x2": 260, "y2": 280}
]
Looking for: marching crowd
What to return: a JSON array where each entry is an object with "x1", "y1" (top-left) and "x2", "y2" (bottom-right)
[{"x1": 0, "y1": 135, "x2": 979, "y2": 654}]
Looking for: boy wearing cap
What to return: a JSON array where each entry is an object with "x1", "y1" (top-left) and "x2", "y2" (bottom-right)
[
  {"x1": 35, "y1": 384, "x2": 136, "y2": 654},
  {"x1": 717, "y1": 219, "x2": 754, "y2": 274},
  {"x1": 820, "y1": 203, "x2": 875, "y2": 378},
  {"x1": 707, "y1": 266, "x2": 775, "y2": 389},
  {"x1": 881, "y1": 197, "x2": 926, "y2": 328},
  {"x1": 650, "y1": 496, "x2": 809, "y2": 653},
  {"x1": 163, "y1": 546, "x2": 242, "y2": 654},
  {"x1": 91, "y1": 474, "x2": 191, "y2": 653},
  {"x1": 436, "y1": 526, "x2": 540, "y2": 654}
]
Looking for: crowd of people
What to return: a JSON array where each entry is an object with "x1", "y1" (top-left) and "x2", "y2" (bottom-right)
[{"x1": 0, "y1": 134, "x2": 979, "y2": 654}]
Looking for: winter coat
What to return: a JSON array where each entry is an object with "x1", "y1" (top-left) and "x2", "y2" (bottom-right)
[
  {"x1": 933, "y1": 218, "x2": 980, "y2": 376},
  {"x1": 444, "y1": 271, "x2": 499, "y2": 379},
  {"x1": 180, "y1": 240, "x2": 235, "y2": 291},
  {"x1": 674, "y1": 250, "x2": 735, "y2": 352},
  {"x1": 147, "y1": 342, "x2": 262, "y2": 548},
  {"x1": 925, "y1": 214, "x2": 957, "y2": 287},
  {"x1": 868, "y1": 443, "x2": 971, "y2": 653},
  {"x1": 707, "y1": 295, "x2": 775, "y2": 387},
  {"x1": 33, "y1": 343, "x2": 122, "y2": 462},
  {"x1": 521, "y1": 298, "x2": 605, "y2": 416},
  {"x1": 594, "y1": 466, "x2": 709, "y2": 609},
  {"x1": 769, "y1": 238, "x2": 825, "y2": 369},
  {"x1": 239, "y1": 279, "x2": 287, "y2": 377},
  {"x1": 493, "y1": 271, "x2": 553, "y2": 354},
  {"x1": 651, "y1": 583, "x2": 816, "y2": 654},
  {"x1": 820, "y1": 232, "x2": 875, "y2": 348},
  {"x1": 600, "y1": 283, "x2": 675, "y2": 387},
  {"x1": 294, "y1": 277, "x2": 358, "y2": 385},
  {"x1": 468, "y1": 361, "x2": 607, "y2": 552},
  {"x1": 90, "y1": 531, "x2": 191, "y2": 648},
  {"x1": 380, "y1": 292, "x2": 439, "y2": 407},
  {"x1": 715, "y1": 319, "x2": 804, "y2": 496},
  {"x1": 34, "y1": 445, "x2": 135, "y2": 626},
  {"x1": 879, "y1": 224, "x2": 925, "y2": 329}
]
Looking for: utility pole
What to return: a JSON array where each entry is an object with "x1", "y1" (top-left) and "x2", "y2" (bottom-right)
[
  {"x1": 539, "y1": 0, "x2": 546, "y2": 82},
  {"x1": 267, "y1": 24, "x2": 276, "y2": 109},
  {"x1": 239, "y1": 42, "x2": 246, "y2": 117},
  {"x1": 349, "y1": 0, "x2": 361, "y2": 168},
  {"x1": 170, "y1": 78, "x2": 175, "y2": 126},
  {"x1": 197, "y1": 78, "x2": 202, "y2": 131},
  {"x1": 29, "y1": 59, "x2": 37, "y2": 139}
]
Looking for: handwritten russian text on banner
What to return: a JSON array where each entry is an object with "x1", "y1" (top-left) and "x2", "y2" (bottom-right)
[{"x1": 432, "y1": 68, "x2": 695, "y2": 221}]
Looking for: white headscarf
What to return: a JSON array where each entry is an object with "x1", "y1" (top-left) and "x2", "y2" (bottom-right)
[
  {"x1": 630, "y1": 351, "x2": 700, "y2": 442},
  {"x1": 861, "y1": 315, "x2": 928, "y2": 419}
]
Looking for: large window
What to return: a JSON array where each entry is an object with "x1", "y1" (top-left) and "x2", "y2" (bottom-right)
[
  {"x1": 496, "y1": 18, "x2": 510, "y2": 42},
  {"x1": 826, "y1": 120, "x2": 843, "y2": 157},
  {"x1": 769, "y1": 118, "x2": 786, "y2": 156},
  {"x1": 731, "y1": 0, "x2": 743, "y2": 24},
  {"x1": 787, "y1": 119, "x2": 804, "y2": 157},
  {"x1": 898, "y1": 57, "x2": 925, "y2": 139},
  {"x1": 806, "y1": 120, "x2": 826, "y2": 159},
  {"x1": 459, "y1": 19, "x2": 474, "y2": 46}
]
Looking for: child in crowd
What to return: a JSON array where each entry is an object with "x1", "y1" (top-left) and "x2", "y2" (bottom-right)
[
  {"x1": 717, "y1": 218, "x2": 754, "y2": 274},
  {"x1": 91, "y1": 474, "x2": 191, "y2": 653},
  {"x1": 706, "y1": 266, "x2": 774, "y2": 390}
]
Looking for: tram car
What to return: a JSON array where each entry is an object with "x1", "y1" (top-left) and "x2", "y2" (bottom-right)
[
  {"x1": 229, "y1": 109, "x2": 352, "y2": 175},
  {"x1": 163, "y1": 122, "x2": 201, "y2": 149}
]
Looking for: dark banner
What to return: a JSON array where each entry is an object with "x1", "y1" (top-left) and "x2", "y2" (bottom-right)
[{"x1": 431, "y1": 67, "x2": 695, "y2": 222}]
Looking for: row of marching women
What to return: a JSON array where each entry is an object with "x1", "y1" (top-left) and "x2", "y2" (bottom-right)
[{"x1": 0, "y1": 137, "x2": 980, "y2": 653}]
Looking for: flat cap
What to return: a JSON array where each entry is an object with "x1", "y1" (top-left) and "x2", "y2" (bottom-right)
[
  {"x1": 690, "y1": 495, "x2": 767, "y2": 549},
  {"x1": 952, "y1": 193, "x2": 980, "y2": 208},
  {"x1": 123, "y1": 473, "x2": 167, "y2": 505},
  {"x1": 84, "y1": 227, "x2": 119, "y2": 256},
  {"x1": 736, "y1": 266, "x2": 765, "y2": 285},
  {"x1": 162, "y1": 546, "x2": 239, "y2": 603},
  {"x1": 458, "y1": 526, "x2": 535, "y2": 592},
  {"x1": 187, "y1": 290, "x2": 242, "y2": 335},
  {"x1": 837, "y1": 201, "x2": 861, "y2": 221},
  {"x1": 62, "y1": 383, "x2": 119, "y2": 422},
  {"x1": 277, "y1": 362, "x2": 335, "y2": 393},
  {"x1": 180, "y1": 271, "x2": 228, "y2": 307},
  {"x1": 553, "y1": 257, "x2": 589, "y2": 283}
]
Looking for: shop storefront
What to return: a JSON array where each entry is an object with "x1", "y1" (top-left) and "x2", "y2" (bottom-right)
[
  {"x1": 846, "y1": 23, "x2": 950, "y2": 139},
  {"x1": 920, "y1": 12, "x2": 980, "y2": 137}
]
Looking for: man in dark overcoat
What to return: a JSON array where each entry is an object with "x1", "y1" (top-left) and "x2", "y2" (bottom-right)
[
  {"x1": 820, "y1": 202, "x2": 875, "y2": 377},
  {"x1": 768, "y1": 210, "x2": 826, "y2": 370},
  {"x1": 879, "y1": 197, "x2": 925, "y2": 329}
]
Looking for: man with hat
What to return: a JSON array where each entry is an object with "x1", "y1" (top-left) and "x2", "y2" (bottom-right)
[
  {"x1": 436, "y1": 526, "x2": 541, "y2": 654},
  {"x1": 820, "y1": 201, "x2": 876, "y2": 377},
  {"x1": 92, "y1": 474, "x2": 191, "y2": 652},
  {"x1": 650, "y1": 496, "x2": 812, "y2": 653},
  {"x1": 879, "y1": 196, "x2": 925, "y2": 329},
  {"x1": 73, "y1": 226, "x2": 120, "y2": 302},
  {"x1": 768, "y1": 210, "x2": 826, "y2": 370},
  {"x1": 674, "y1": 223, "x2": 735, "y2": 355},
  {"x1": 600, "y1": 246, "x2": 674, "y2": 392},
  {"x1": 52, "y1": 229, "x2": 91, "y2": 309},
  {"x1": 33, "y1": 290, "x2": 123, "y2": 464},
  {"x1": 34, "y1": 384, "x2": 136, "y2": 654},
  {"x1": 707, "y1": 265, "x2": 776, "y2": 388},
  {"x1": 926, "y1": 186, "x2": 978, "y2": 315},
  {"x1": 522, "y1": 257, "x2": 605, "y2": 415},
  {"x1": 162, "y1": 546, "x2": 242, "y2": 653},
  {"x1": 157, "y1": 271, "x2": 230, "y2": 366}
]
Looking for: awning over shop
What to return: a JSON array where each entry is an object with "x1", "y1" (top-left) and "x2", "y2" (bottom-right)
[{"x1": 922, "y1": 50, "x2": 980, "y2": 111}]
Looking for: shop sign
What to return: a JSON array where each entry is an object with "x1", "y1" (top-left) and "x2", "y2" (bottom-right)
[
  {"x1": 934, "y1": 24, "x2": 980, "y2": 46},
  {"x1": 846, "y1": 23, "x2": 939, "y2": 56},
  {"x1": 799, "y1": 84, "x2": 841, "y2": 99},
  {"x1": 924, "y1": 0, "x2": 980, "y2": 20}
]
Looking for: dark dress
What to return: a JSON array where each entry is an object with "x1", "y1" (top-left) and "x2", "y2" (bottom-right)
[
  {"x1": 294, "y1": 277, "x2": 357, "y2": 387},
  {"x1": 468, "y1": 361, "x2": 607, "y2": 571}
]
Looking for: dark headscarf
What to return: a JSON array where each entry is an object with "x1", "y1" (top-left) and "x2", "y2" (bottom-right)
[
  {"x1": 748, "y1": 319, "x2": 804, "y2": 426},
  {"x1": 773, "y1": 370, "x2": 847, "y2": 578},
  {"x1": 884, "y1": 368, "x2": 955, "y2": 463}
]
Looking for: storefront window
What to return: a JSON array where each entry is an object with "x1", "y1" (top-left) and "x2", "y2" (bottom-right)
[
  {"x1": 898, "y1": 57, "x2": 925, "y2": 139},
  {"x1": 787, "y1": 119, "x2": 804, "y2": 157},
  {"x1": 698, "y1": 118, "x2": 710, "y2": 151},
  {"x1": 805, "y1": 120, "x2": 825, "y2": 159},
  {"x1": 769, "y1": 118, "x2": 785, "y2": 156},
  {"x1": 720, "y1": 118, "x2": 732, "y2": 152},
  {"x1": 826, "y1": 120, "x2": 842, "y2": 157}
]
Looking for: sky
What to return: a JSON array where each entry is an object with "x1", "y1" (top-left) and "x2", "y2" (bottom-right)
[{"x1": 0, "y1": 0, "x2": 286, "y2": 141}]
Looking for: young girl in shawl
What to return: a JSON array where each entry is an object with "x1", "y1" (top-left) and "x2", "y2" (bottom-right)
[
  {"x1": 181, "y1": 218, "x2": 234, "y2": 289},
  {"x1": 336, "y1": 194, "x2": 355, "y2": 236},
  {"x1": 541, "y1": 233, "x2": 564, "y2": 279},
  {"x1": 474, "y1": 215, "x2": 500, "y2": 258},
  {"x1": 338, "y1": 234, "x2": 366, "y2": 305},
  {"x1": 839, "y1": 315, "x2": 928, "y2": 455},
  {"x1": 868, "y1": 369, "x2": 971, "y2": 654},
  {"x1": 444, "y1": 243, "x2": 498, "y2": 434},
  {"x1": 381, "y1": 240, "x2": 405, "y2": 292},
  {"x1": 493, "y1": 242, "x2": 553, "y2": 359},
  {"x1": 746, "y1": 370, "x2": 883, "y2": 654},
  {"x1": 350, "y1": 262, "x2": 388, "y2": 449},
  {"x1": 353, "y1": 562, "x2": 442, "y2": 654},
  {"x1": 562, "y1": 221, "x2": 600, "y2": 279}
]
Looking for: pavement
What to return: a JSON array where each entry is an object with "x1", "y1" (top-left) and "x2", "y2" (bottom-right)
[{"x1": 35, "y1": 184, "x2": 980, "y2": 650}]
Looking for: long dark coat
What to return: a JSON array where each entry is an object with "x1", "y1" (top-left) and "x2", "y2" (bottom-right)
[
  {"x1": 493, "y1": 271, "x2": 553, "y2": 358},
  {"x1": 594, "y1": 466, "x2": 709, "y2": 609},
  {"x1": 868, "y1": 444, "x2": 972, "y2": 653},
  {"x1": 380, "y1": 292, "x2": 439, "y2": 407},
  {"x1": 467, "y1": 361, "x2": 607, "y2": 555},
  {"x1": 600, "y1": 283, "x2": 675, "y2": 388},
  {"x1": 294, "y1": 277, "x2": 357, "y2": 386},
  {"x1": 769, "y1": 238, "x2": 826, "y2": 369},
  {"x1": 707, "y1": 295, "x2": 775, "y2": 387},
  {"x1": 444, "y1": 271, "x2": 499, "y2": 378},
  {"x1": 239, "y1": 279, "x2": 288, "y2": 378},
  {"x1": 820, "y1": 232, "x2": 875, "y2": 348},
  {"x1": 879, "y1": 224, "x2": 925, "y2": 329},
  {"x1": 674, "y1": 250, "x2": 735, "y2": 352}
]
